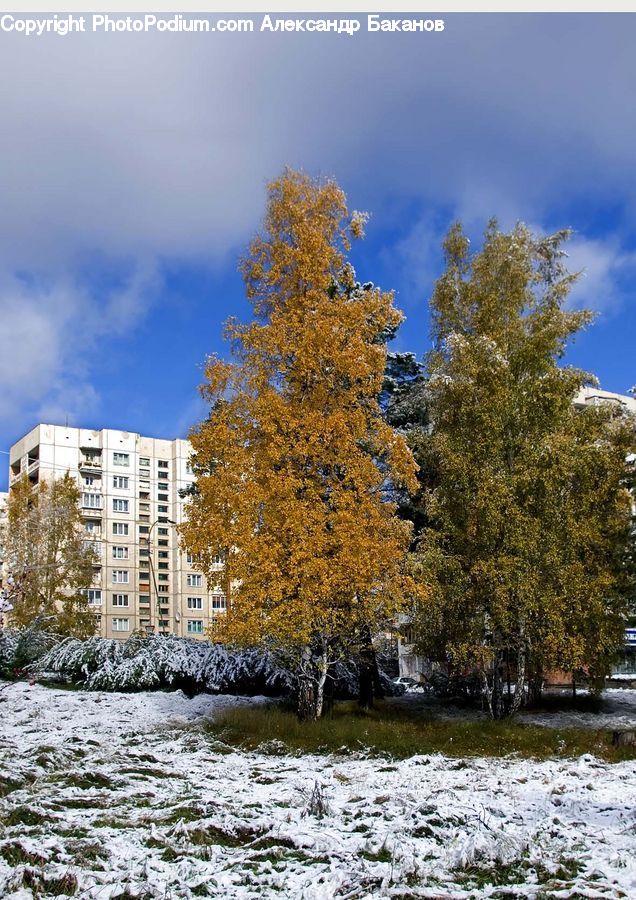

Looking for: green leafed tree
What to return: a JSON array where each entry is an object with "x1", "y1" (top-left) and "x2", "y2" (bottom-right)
[
  {"x1": 408, "y1": 221, "x2": 635, "y2": 717},
  {"x1": 181, "y1": 169, "x2": 419, "y2": 720},
  {"x1": 4, "y1": 474, "x2": 99, "y2": 639}
]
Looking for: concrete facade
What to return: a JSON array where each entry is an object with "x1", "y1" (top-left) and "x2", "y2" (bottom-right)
[{"x1": 8, "y1": 425, "x2": 226, "y2": 639}]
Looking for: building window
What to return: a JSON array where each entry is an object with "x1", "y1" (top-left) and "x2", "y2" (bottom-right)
[
  {"x1": 139, "y1": 526, "x2": 149, "y2": 534},
  {"x1": 158, "y1": 527, "x2": 169, "y2": 536},
  {"x1": 113, "y1": 499, "x2": 129, "y2": 513},
  {"x1": 158, "y1": 562, "x2": 169, "y2": 570},
  {"x1": 158, "y1": 494, "x2": 168, "y2": 502},
  {"x1": 158, "y1": 505, "x2": 168, "y2": 513},
  {"x1": 83, "y1": 539, "x2": 102, "y2": 554},
  {"x1": 113, "y1": 452, "x2": 130, "y2": 466},
  {"x1": 187, "y1": 574, "x2": 202, "y2": 587},
  {"x1": 139, "y1": 457, "x2": 150, "y2": 466},
  {"x1": 112, "y1": 594, "x2": 129, "y2": 607},
  {"x1": 82, "y1": 492, "x2": 102, "y2": 509},
  {"x1": 186, "y1": 459, "x2": 193, "y2": 475},
  {"x1": 211, "y1": 594, "x2": 226, "y2": 611},
  {"x1": 81, "y1": 589, "x2": 102, "y2": 606},
  {"x1": 113, "y1": 476, "x2": 129, "y2": 489},
  {"x1": 212, "y1": 554, "x2": 224, "y2": 568},
  {"x1": 112, "y1": 570, "x2": 129, "y2": 584},
  {"x1": 187, "y1": 597, "x2": 202, "y2": 610},
  {"x1": 158, "y1": 460, "x2": 169, "y2": 470},
  {"x1": 112, "y1": 546, "x2": 129, "y2": 560},
  {"x1": 84, "y1": 520, "x2": 99, "y2": 533},
  {"x1": 139, "y1": 594, "x2": 150, "y2": 604},
  {"x1": 113, "y1": 522, "x2": 129, "y2": 536},
  {"x1": 84, "y1": 476, "x2": 95, "y2": 486},
  {"x1": 158, "y1": 574, "x2": 169, "y2": 582},
  {"x1": 112, "y1": 618, "x2": 130, "y2": 632},
  {"x1": 187, "y1": 620, "x2": 203, "y2": 634},
  {"x1": 157, "y1": 585, "x2": 169, "y2": 593}
]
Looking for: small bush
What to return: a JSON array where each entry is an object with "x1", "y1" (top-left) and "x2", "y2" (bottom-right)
[{"x1": 0, "y1": 617, "x2": 60, "y2": 678}]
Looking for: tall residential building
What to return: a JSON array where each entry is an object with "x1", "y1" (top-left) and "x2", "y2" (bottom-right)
[
  {"x1": 7, "y1": 425, "x2": 226, "y2": 639},
  {"x1": 574, "y1": 385, "x2": 636, "y2": 414},
  {"x1": 0, "y1": 491, "x2": 8, "y2": 594}
]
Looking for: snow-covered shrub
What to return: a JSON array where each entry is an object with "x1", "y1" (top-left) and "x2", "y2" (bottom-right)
[
  {"x1": 0, "y1": 617, "x2": 60, "y2": 678},
  {"x1": 38, "y1": 634, "x2": 292, "y2": 695},
  {"x1": 35, "y1": 633, "x2": 399, "y2": 698}
]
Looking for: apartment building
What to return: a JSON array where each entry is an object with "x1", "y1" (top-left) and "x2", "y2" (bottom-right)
[
  {"x1": 7, "y1": 425, "x2": 226, "y2": 639},
  {"x1": 0, "y1": 491, "x2": 8, "y2": 593},
  {"x1": 574, "y1": 385, "x2": 636, "y2": 414}
]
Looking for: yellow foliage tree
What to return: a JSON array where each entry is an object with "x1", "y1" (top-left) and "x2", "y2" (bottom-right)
[
  {"x1": 181, "y1": 170, "x2": 418, "y2": 719},
  {"x1": 4, "y1": 474, "x2": 98, "y2": 639}
]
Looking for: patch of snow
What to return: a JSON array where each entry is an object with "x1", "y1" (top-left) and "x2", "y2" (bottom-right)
[{"x1": 0, "y1": 683, "x2": 634, "y2": 898}]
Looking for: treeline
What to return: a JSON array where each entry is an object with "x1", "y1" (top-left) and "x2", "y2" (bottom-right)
[
  {"x1": 181, "y1": 170, "x2": 635, "y2": 721},
  {"x1": 3, "y1": 169, "x2": 634, "y2": 722}
]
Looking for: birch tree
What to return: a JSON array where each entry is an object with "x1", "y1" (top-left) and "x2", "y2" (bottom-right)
[
  {"x1": 410, "y1": 221, "x2": 635, "y2": 717},
  {"x1": 181, "y1": 169, "x2": 418, "y2": 720},
  {"x1": 4, "y1": 474, "x2": 98, "y2": 639}
]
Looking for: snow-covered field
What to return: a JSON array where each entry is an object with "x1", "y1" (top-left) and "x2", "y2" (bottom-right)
[{"x1": 1, "y1": 684, "x2": 635, "y2": 898}]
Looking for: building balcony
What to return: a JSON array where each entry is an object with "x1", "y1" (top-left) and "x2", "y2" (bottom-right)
[{"x1": 79, "y1": 457, "x2": 102, "y2": 472}]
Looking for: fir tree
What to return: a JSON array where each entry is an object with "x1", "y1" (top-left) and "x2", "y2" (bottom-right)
[{"x1": 181, "y1": 169, "x2": 418, "y2": 720}]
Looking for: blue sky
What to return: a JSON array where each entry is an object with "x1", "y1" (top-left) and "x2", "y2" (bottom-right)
[{"x1": 1, "y1": 14, "x2": 635, "y2": 489}]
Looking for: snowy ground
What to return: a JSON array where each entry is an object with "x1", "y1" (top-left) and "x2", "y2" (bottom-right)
[
  {"x1": 393, "y1": 688, "x2": 636, "y2": 732},
  {"x1": 1, "y1": 684, "x2": 635, "y2": 899}
]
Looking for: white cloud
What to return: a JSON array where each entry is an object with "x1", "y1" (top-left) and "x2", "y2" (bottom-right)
[
  {"x1": 564, "y1": 236, "x2": 636, "y2": 314},
  {"x1": 1, "y1": 16, "x2": 636, "y2": 431},
  {"x1": 0, "y1": 263, "x2": 161, "y2": 435}
]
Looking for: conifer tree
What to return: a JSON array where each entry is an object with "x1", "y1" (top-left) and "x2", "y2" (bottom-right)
[
  {"x1": 181, "y1": 169, "x2": 418, "y2": 720},
  {"x1": 409, "y1": 221, "x2": 635, "y2": 717},
  {"x1": 4, "y1": 474, "x2": 98, "y2": 639}
]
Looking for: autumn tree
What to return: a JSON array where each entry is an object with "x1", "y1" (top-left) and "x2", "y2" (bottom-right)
[
  {"x1": 408, "y1": 222, "x2": 635, "y2": 717},
  {"x1": 181, "y1": 169, "x2": 418, "y2": 720},
  {"x1": 4, "y1": 474, "x2": 98, "y2": 639}
]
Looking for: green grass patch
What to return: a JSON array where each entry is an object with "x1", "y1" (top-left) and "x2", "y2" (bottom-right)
[
  {"x1": 1, "y1": 807, "x2": 54, "y2": 828},
  {"x1": 206, "y1": 701, "x2": 636, "y2": 762},
  {"x1": 45, "y1": 771, "x2": 116, "y2": 791},
  {"x1": 0, "y1": 841, "x2": 49, "y2": 867}
]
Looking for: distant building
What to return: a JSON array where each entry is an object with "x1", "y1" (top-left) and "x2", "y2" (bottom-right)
[
  {"x1": 7, "y1": 424, "x2": 226, "y2": 640},
  {"x1": 0, "y1": 491, "x2": 8, "y2": 589},
  {"x1": 574, "y1": 385, "x2": 636, "y2": 415}
]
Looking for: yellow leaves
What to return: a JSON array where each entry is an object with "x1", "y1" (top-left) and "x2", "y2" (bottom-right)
[
  {"x1": 350, "y1": 210, "x2": 369, "y2": 240},
  {"x1": 183, "y1": 169, "x2": 417, "y2": 654}
]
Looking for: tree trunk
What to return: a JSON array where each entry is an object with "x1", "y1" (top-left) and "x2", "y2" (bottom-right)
[
  {"x1": 296, "y1": 644, "x2": 328, "y2": 722},
  {"x1": 480, "y1": 668, "x2": 494, "y2": 719},
  {"x1": 528, "y1": 670, "x2": 543, "y2": 707},
  {"x1": 322, "y1": 664, "x2": 335, "y2": 716},
  {"x1": 491, "y1": 652, "x2": 505, "y2": 720},
  {"x1": 358, "y1": 625, "x2": 383, "y2": 709},
  {"x1": 508, "y1": 644, "x2": 526, "y2": 716}
]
